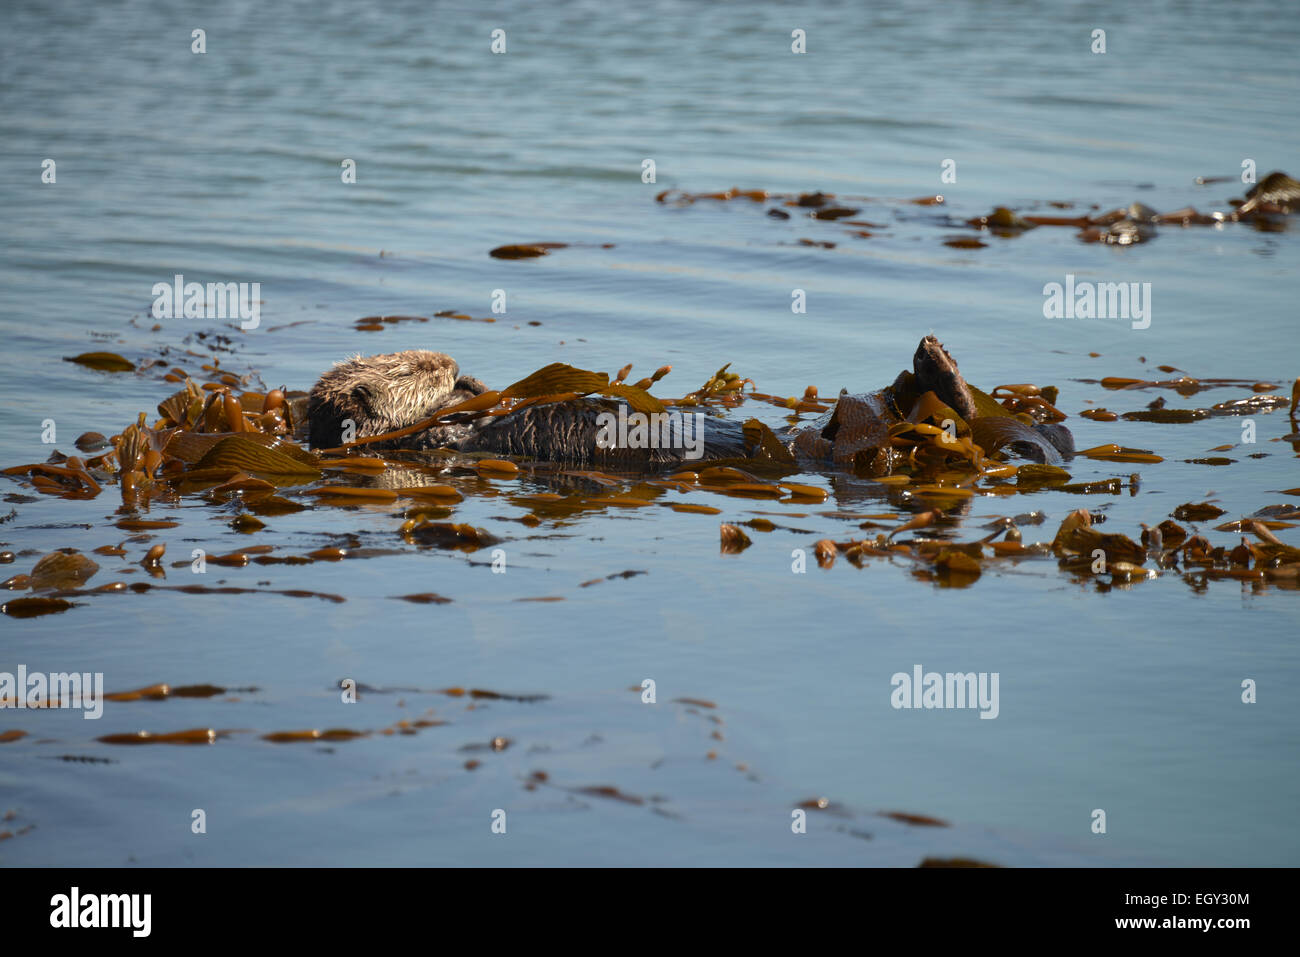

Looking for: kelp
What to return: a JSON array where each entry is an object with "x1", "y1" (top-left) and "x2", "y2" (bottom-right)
[
  {"x1": 1078, "y1": 444, "x2": 1164, "y2": 464},
  {"x1": 656, "y1": 172, "x2": 1298, "y2": 252},
  {"x1": 489, "y1": 243, "x2": 568, "y2": 259},
  {"x1": 719, "y1": 524, "x2": 752, "y2": 553},
  {"x1": 502, "y1": 363, "x2": 665, "y2": 415},
  {"x1": 798, "y1": 493, "x2": 1300, "y2": 592},
  {"x1": 64, "y1": 352, "x2": 136, "y2": 373},
  {"x1": 6, "y1": 324, "x2": 1297, "y2": 605},
  {"x1": 194, "y1": 436, "x2": 320, "y2": 477}
]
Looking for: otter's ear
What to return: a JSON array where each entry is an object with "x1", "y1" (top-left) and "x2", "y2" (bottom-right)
[
  {"x1": 351, "y1": 383, "x2": 375, "y2": 415},
  {"x1": 454, "y1": 375, "x2": 489, "y2": 396}
]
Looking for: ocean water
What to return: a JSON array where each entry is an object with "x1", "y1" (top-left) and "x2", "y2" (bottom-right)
[{"x1": 0, "y1": 0, "x2": 1297, "y2": 866}]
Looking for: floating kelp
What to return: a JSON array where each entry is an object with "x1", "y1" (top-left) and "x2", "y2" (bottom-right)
[
  {"x1": 1052, "y1": 511, "x2": 1146, "y2": 564},
  {"x1": 1079, "y1": 444, "x2": 1163, "y2": 464},
  {"x1": 489, "y1": 242, "x2": 567, "y2": 259},
  {"x1": 569, "y1": 784, "x2": 645, "y2": 805},
  {"x1": 1238, "y1": 171, "x2": 1300, "y2": 214},
  {"x1": 40, "y1": 688, "x2": 548, "y2": 755},
  {"x1": 29, "y1": 550, "x2": 99, "y2": 589},
  {"x1": 795, "y1": 494, "x2": 1300, "y2": 592},
  {"x1": 403, "y1": 521, "x2": 500, "y2": 551},
  {"x1": 671, "y1": 503, "x2": 722, "y2": 515},
  {"x1": 1080, "y1": 219, "x2": 1155, "y2": 245},
  {"x1": 719, "y1": 523, "x2": 752, "y2": 553},
  {"x1": 64, "y1": 352, "x2": 136, "y2": 372},
  {"x1": 1, "y1": 461, "x2": 102, "y2": 498},
  {"x1": 1, "y1": 596, "x2": 75, "y2": 618},
  {"x1": 1211, "y1": 394, "x2": 1292, "y2": 415},
  {"x1": 475, "y1": 458, "x2": 521, "y2": 477},
  {"x1": 433, "y1": 309, "x2": 498, "y2": 324},
  {"x1": 74, "y1": 432, "x2": 110, "y2": 452},
  {"x1": 880, "y1": 810, "x2": 949, "y2": 827},
  {"x1": 659, "y1": 174, "x2": 1296, "y2": 252},
  {"x1": 98, "y1": 728, "x2": 224, "y2": 745},
  {"x1": 1255, "y1": 504, "x2": 1300, "y2": 521},
  {"x1": 1079, "y1": 408, "x2": 1118, "y2": 422},
  {"x1": 263, "y1": 729, "x2": 369, "y2": 743},
  {"x1": 105, "y1": 683, "x2": 228, "y2": 701},
  {"x1": 5, "y1": 323, "x2": 1297, "y2": 603},
  {"x1": 1173, "y1": 502, "x2": 1227, "y2": 521},
  {"x1": 488, "y1": 241, "x2": 613, "y2": 259},
  {"x1": 440, "y1": 687, "x2": 549, "y2": 702},
  {"x1": 811, "y1": 206, "x2": 860, "y2": 220},
  {"x1": 579, "y1": 569, "x2": 648, "y2": 587},
  {"x1": 352, "y1": 314, "x2": 451, "y2": 331},
  {"x1": 1086, "y1": 374, "x2": 1281, "y2": 397},
  {"x1": 967, "y1": 207, "x2": 1036, "y2": 233},
  {"x1": 1015, "y1": 464, "x2": 1071, "y2": 487},
  {"x1": 779, "y1": 482, "x2": 827, "y2": 503},
  {"x1": 1123, "y1": 408, "x2": 1208, "y2": 423},
  {"x1": 655, "y1": 187, "x2": 771, "y2": 206}
]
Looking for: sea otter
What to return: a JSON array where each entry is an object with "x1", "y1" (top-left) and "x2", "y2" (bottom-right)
[
  {"x1": 307, "y1": 350, "x2": 489, "y2": 451},
  {"x1": 306, "y1": 336, "x2": 1074, "y2": 471}
]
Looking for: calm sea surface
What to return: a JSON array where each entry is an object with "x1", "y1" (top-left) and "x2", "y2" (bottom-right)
[{"x1": 1, "y1": 0, "x2": 1297, "y2": 866}]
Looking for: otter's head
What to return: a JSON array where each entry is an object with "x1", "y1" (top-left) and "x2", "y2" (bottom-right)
[
  {"x1": 912, "y1": 335, "x2": 978, "y2": 423},
  {"x1": 307, "y1": 350, "x2": 480, "y2": 448}
]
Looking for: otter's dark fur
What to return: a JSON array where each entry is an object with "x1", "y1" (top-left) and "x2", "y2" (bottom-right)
[{"x1": 911, "y1": 335, "x2": 978, "y2": 422}]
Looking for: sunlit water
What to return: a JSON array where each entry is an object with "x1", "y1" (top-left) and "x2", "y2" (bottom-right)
[{"x1": 1, "y1": 0, "x2": 1297, "y2": 866}]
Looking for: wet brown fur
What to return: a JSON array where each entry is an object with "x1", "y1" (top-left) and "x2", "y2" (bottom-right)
[
  {"x1": 307, "y1": 350, "x2": 486, "y2": 449},
  {"x1": 912, "y1": 335, "x2": 977, "y2": 422}
]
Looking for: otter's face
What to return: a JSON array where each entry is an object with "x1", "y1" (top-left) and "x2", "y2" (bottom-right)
[
  {"x1": 400, "y1": 353, "x2": 474, "y2": 415},
  {"x1": 307, "y1": 350, "x2": 464, "y2": 447},
  {"x1": 366, "y1": 352, "x2": 462, "y2": 427}
]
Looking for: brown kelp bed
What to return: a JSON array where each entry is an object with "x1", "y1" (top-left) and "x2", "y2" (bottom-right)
[
  {"x1": 0, "y1": 679, "x2": 991, "y2": 866},
  {"x1": 4, "y1": 331, "x2": 1300, "y2": 618},
  {"x1": 647, "y1": 171, "x2": 1299, "y2": 249},
  {"x1": 479, "y1": 174, "x2": 1296, "y2": 262}
]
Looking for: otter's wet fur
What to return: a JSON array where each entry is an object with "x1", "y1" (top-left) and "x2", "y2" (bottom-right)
[
  {"x1": 305, "y1": 336, "x2": 1074, "y2": 467},
  {"x1": 911, "y1": 334, "x2": 978, "y2": 423},
  {"x1": 307, "y1": 350, "x2": 487, "y2": 450}
]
